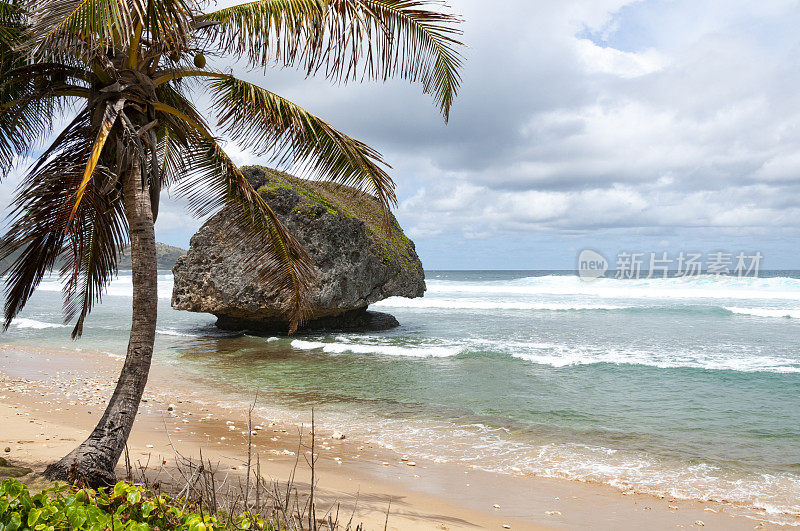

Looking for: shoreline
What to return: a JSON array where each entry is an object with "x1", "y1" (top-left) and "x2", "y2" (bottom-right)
[{"x1": 0, "y1": 342, "x2": 787, "y2": 529}]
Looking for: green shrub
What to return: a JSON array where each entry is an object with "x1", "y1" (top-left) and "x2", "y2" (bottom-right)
[{"x1": 0, "y1": 478, "x2": 268, "y2": 531}]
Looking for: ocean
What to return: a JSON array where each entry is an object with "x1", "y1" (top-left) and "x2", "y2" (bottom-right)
[{"x1": 3, "y1": 270, "x2": 800, "y2": 524}]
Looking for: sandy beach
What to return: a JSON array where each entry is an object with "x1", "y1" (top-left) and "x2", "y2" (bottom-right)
[{"x1": 0, "y1": 342, "x2": 784, "y2": 530}]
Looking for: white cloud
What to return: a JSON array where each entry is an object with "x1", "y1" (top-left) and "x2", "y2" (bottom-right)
[
  {"x1": 574, "y1": 39, "x2": 666, "y2": 78},
  {"x1": 373, "y1": 0, "x2": 800, "y2": 253},
  {"x1": 754, "y1": 152, "x2": 800, "y2": 183},
  {"x1": 399, "y1": 179, "x2": 800, "y2": 240}
]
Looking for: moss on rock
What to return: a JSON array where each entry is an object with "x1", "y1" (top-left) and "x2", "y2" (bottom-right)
[
  {"x1": 247, "y1": 166, "x2": 418, "y2": 272},
  {"x1": 0, "y1": 457, "x2": 33, "y2": 479}
]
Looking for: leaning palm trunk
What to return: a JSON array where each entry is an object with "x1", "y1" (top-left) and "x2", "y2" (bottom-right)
[{"x1": 45, "y1": 160, "x2": 158, "y2": 486}]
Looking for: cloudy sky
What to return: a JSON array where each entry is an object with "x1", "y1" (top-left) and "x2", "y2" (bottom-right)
[{"x1": 4, "y1": 0, "x2": 800, "y2": 269}]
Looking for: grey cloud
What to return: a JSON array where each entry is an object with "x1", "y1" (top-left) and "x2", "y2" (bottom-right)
[{"x1": 5, "y1": 0, "x2": 800, "y2": 262}]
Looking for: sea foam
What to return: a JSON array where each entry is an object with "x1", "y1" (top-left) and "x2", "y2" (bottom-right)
[
  {"x1": 424, "y1": 274, "x2": 800, "y2": 301},
  {"x1": 290, "y1": 339, "x2": 461, "y2": 358},
  {"x1": 725, "y1": 307, "x2": 800, "y2": 319},
  {"x1": 374, "y1": 298, "x2": 629, "y2": 311},
  {"x1": 288, "y1": 335, "x2": 800, "y2": 373},
  {"x1": 509, "y1": 348, "x2": 800, "y2": 373},
  {"x1": 12, "y1": 317, "x2": 67, "y2": 329}
]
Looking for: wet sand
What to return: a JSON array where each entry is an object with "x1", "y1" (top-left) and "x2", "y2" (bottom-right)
[{"x1": 0, "y1": 343, "x2": 784, "y2": 530}]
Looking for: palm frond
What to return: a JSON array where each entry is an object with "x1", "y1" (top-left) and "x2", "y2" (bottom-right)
[
  {"x1": 69, "y1": 98, "x2": 124, "y2": 222},
  {"x1": 199, "y1": 0, "x2": 463, "y2": 119},
  {"x1": 155, "y1": 125, "x2": 186, "y2": 186},
  {"x1": 198, "y1": 0, "x2": 324, "y2": 68},
  {"x1": 0, "y1": 0, "x2": 27, "y2": 54},
  {"x1": 153, "y1": 81, "x2": 320, "y2": 330},
  {"x1": 2, "y1": 63, "x2": 91, "y2": 84},
  {"x1": 140, "y1": 0, "x2": 195, "y2": 51},
  {"x1": 23, "y1": 0, "x2": 195, "y2": 61},
  {"x1": 61, "y1": 169, "x2": 127, "y2": 338},
  {"x1": 209, "y1": 75, "x2": 396, "y2": 220},
  {"x1": 152, "y1": 83, "x2": 197, "y2": 185},
  {"x1": 153, "y1": 68, "x2": 229, "y2": 87},
  {"x1": 175, "y1": 137, "x2": 316, "y2": 331},
  {"x1": 0, "y1": 113, "x2": 90, "y2": 325},
  {"x1": 0, "y1": 2, "x2": 39, "y2": 175},
  {"x1": 0, "y1": 78, "x2": 87, "y2": 178},
  {"x1": 2, "y1": 109, "x2": 128, "y2": 337},
  {"x1": 0, "y1": 60, "x2": 91, "y2": 176},
  {"x1": 23, "y1": 0, "x2": 137, "y2": 59},
  {"x1": 151, "y1": 82, "x2": 201, "y2": 184},
  {"x1": 337, "y1": 0, "x2": 464, "y2": 120},
  {"x1": 153, "y1": 101, "x2": 213, "y2": 139}
]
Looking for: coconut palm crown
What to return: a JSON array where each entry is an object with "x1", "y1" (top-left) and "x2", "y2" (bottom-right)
[{"x1": 0, "y1": 0, "x2": 462, "y2": 485}]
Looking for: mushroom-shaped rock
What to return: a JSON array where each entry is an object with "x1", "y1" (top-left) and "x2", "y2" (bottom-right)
[{"x1": 171, "y1": 167, "x2": 425, "y2": 333}]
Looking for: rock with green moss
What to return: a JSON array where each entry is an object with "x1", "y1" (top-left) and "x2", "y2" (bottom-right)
[
  {"x1": 0, "y1": 457, "x2": 32, "y2": 478},
  {"x1": 171, "y1": 166, "x2": 425, "y2": 333}
]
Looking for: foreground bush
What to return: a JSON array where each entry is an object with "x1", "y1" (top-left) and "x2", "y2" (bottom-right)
[{"x1": 0, "y1": 479, "x2": 269, "y2": 530}]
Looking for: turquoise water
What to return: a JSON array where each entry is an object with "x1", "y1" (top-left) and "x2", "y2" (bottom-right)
[{"x1": 3, "y1": 271, "x2": 800, "y2": 522}]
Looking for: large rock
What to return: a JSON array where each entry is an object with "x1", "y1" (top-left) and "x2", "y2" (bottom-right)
[{"x1": 171, "y1": 166, "x2": 425, "y2": 333}]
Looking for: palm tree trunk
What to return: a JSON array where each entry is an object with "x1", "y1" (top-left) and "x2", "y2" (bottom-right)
[{"x1": 44, "y1": 158, "x2": 158, "y2": 487}]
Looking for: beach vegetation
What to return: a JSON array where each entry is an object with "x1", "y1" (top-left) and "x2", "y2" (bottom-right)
[
  {"x1": 0, "y1": 478, "x2": 258, "y2": 530},
  {"x1": 0, "y1": 418, "x2": 365, "y2": 531}
]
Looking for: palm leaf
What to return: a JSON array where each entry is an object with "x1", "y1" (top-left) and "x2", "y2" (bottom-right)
[
  {"x1": 2, "y1": 109, "x2": 128, "y2": 336},
  {"x1": 2, "y1": 111, "x2": 90, "y2": 325},
  {"x1": 0, "y1": 0, "x2": 27, "y2": 53},
  {"x1": 198, "y1": 0, "x2": 324, "y2": 68},
  {"x1": 140, "y1": 0, "x2": 195, "y2": 51},
  {"x1": 24, "y1": 0, "x2": 195, "y2": 61},
  {"x1": 0, "y1": 62, "x2": 90, "y2": 174},
  {"x1": 152, "y1": 82, "x2": 201, "y2": 185},
  {"x1": 23, "y1": 0, "x2": 136, "y2": 59},
  {"x1": 200, "y1": 0, "x2": 463, "y2": 119},
  {"x1": 336, "y1": 0, "x2": 464, "y2": 120},
  {"x1": 69, "y1": 98, "x2": 124, "y2": 223},
  {"x1": 209, "y1": 75, "x2": 396, "y2": 220},
  {"x1": 61, "y1": 171, "x2": 127, "y2": 338},
  {"x1": 153, "y1": 83, "x2": 319, "y2": 329}
]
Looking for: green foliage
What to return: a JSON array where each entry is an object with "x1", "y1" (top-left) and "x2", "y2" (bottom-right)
[{"x1": 0, "y1": 479, "x2": 273, "y2": 531}]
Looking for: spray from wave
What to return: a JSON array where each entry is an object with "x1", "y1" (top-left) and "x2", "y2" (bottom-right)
[
  {"x1": 11, "y1": 318, "x2": 67, "y2": 329},
  {"x1": 290, "y1": 339, "x2": 462, "y2": 358},
  {"x1": 725, "y1": 307, "x2": 800, "y2": 319},
  {"x1": 423, "y1": 274, "x2": 800, "y2": 301}
]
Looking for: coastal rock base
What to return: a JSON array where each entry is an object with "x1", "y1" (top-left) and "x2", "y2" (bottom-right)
[{"x1": 214, "y1": 309, "x2": 400, "y2": 334}]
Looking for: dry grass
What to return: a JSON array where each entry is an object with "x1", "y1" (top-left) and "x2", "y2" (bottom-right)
[{"x1": 120, "y1": 402, "x2": 373, "y2": 531}]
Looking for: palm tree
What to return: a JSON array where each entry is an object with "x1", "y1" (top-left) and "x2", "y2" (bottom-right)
[{"x1": 0, "y1": 0, "x2": 462, "y2": 486}]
